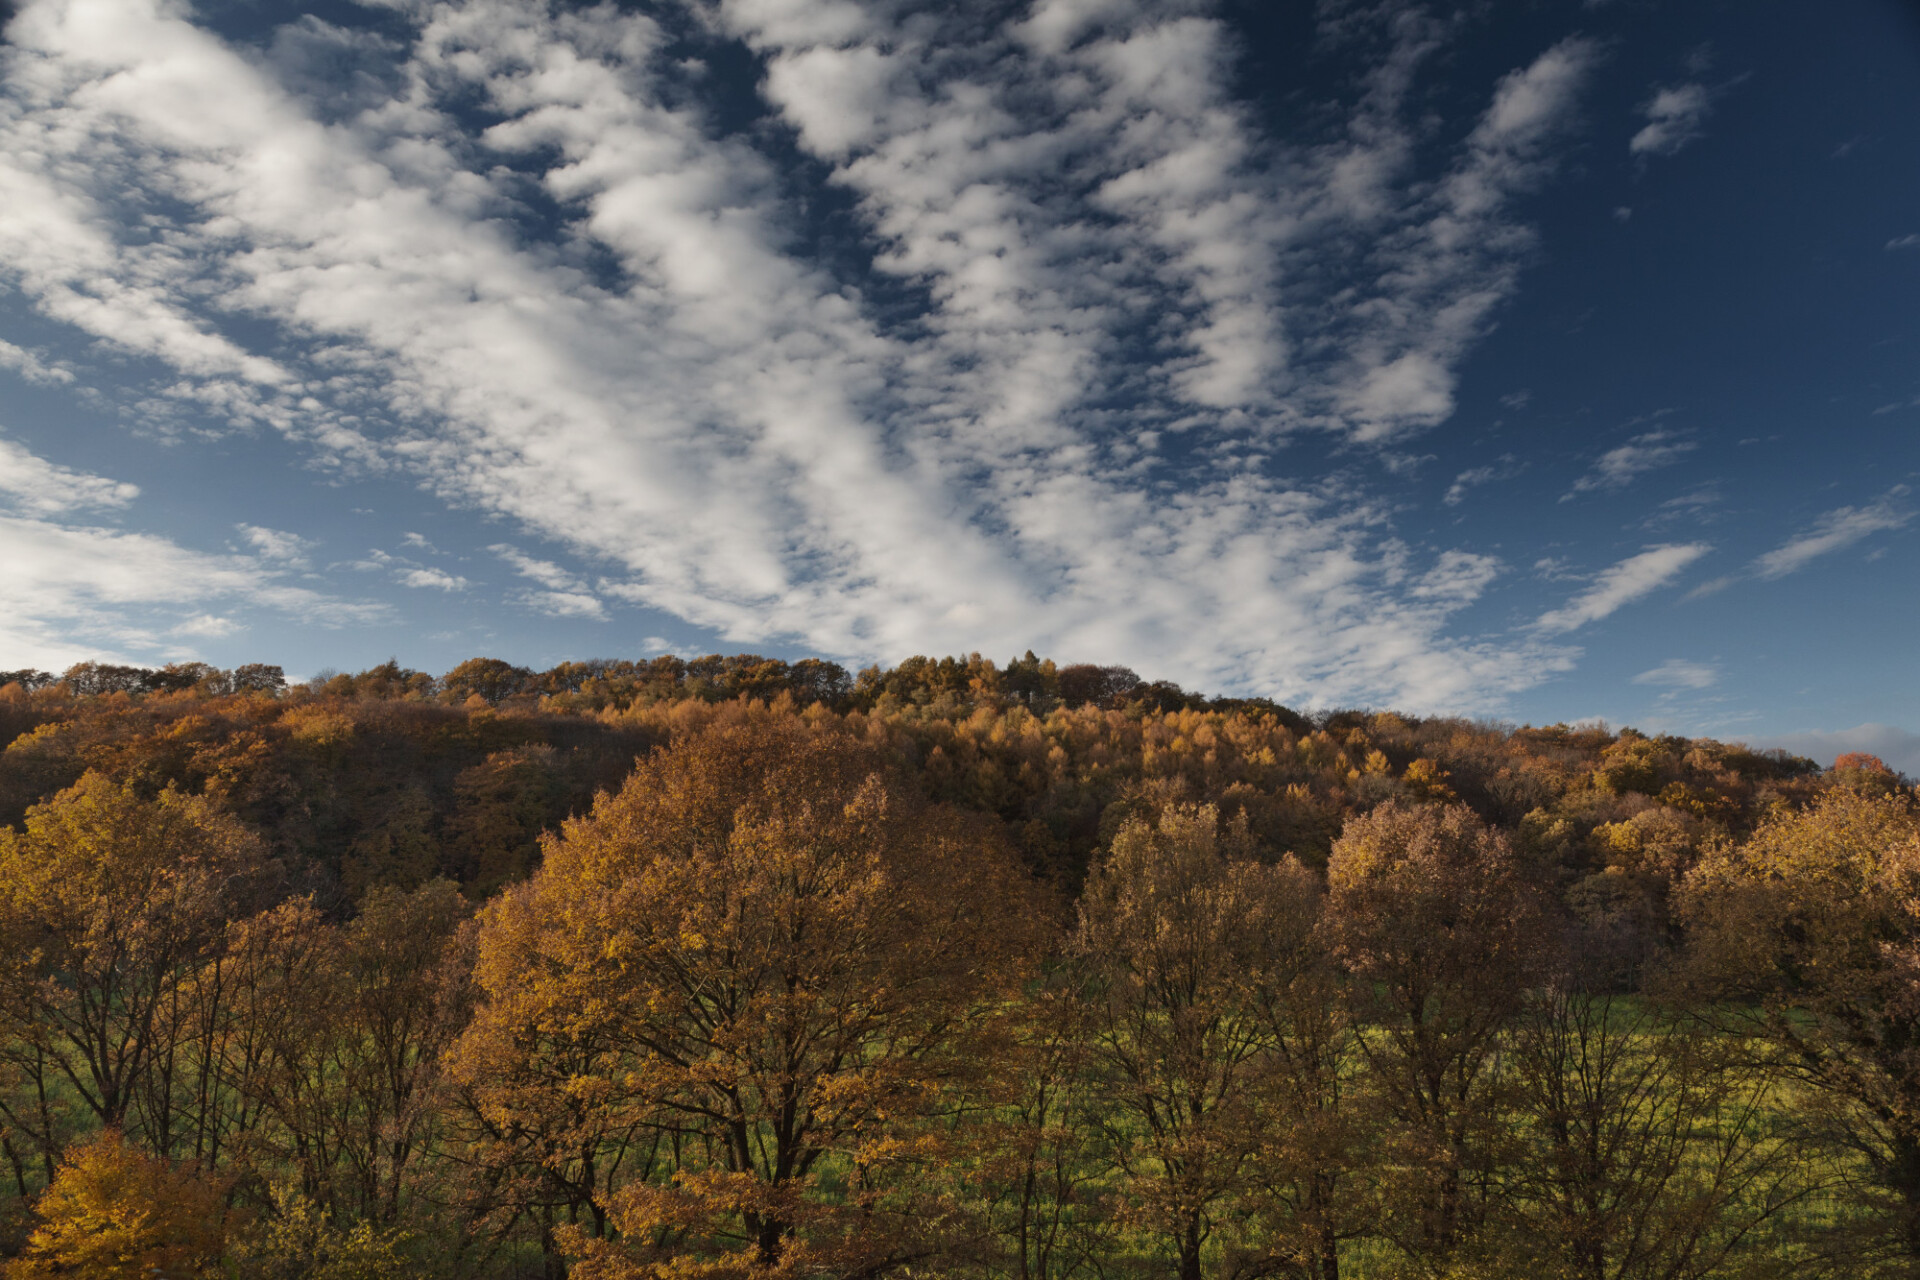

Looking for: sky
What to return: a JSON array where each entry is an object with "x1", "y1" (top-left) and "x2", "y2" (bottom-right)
[{"x1": 0, "y1": 0, "x2": 1916, "y2": 765}]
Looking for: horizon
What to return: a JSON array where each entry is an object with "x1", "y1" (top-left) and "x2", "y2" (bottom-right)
[
  {"x1": 5, "y1": 646, "x2": 1902, "y2": 776},
  {"x1": 1, "y1": 0, "x2": 1916, "y2": 769}
]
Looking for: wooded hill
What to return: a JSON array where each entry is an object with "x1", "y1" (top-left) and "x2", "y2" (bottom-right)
[{"x1": 0, "y1": 652, "x2": 1910, "y2": 1280}]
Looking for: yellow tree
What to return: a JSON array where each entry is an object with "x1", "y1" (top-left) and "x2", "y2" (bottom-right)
[
  {"x1": 224, "y1": 1182, "x2": 413, "y2": 1280},
  {"x1": 459, "y1": 713, "x2": 1044, "y2": 1280},
  {"x1": 1681, "y1": 785, "x2": 1920, "y2": 1270},
  {"x1": 5, "y1": 1129, "x2": 229, "y2": 1279},
  {"x1": 0, "y1": 773, "x2": 263, "y2": 1160}
]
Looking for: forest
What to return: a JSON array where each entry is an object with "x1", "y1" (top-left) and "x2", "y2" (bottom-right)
[{"x1": 0, "y1": 651, "x2": 1914, "y2": 1279}]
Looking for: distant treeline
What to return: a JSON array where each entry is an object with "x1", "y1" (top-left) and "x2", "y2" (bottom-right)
[
  {"x1": 0, "y1": 652, "x2": 1910, "y2": 1280},
  {"x1": 2, "y1": 651, "x2": 1303, "y2": 721}
]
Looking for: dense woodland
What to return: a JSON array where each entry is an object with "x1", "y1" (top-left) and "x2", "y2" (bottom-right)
[{"x1": 0, "y1": 652, "x2": 1915, "y2": 1279}]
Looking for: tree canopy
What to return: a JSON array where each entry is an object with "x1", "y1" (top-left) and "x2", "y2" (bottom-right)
[{"x1": 0, "y1": 650, "x2": 1893, "y2": 1279}]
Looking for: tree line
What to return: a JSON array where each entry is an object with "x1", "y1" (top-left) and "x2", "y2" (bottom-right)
[{"x1": 0, "y1": 655, "x2": 1912, "y2": 1278}]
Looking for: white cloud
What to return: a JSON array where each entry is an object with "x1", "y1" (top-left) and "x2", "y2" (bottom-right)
[
  {"x1": 490, "y1": 543, "x2": 587, "y2": 592},
  {"x1": 1887, "y1": 234, "x2": 1920, "y2": 251},
  {"x1": 397, "y1": 567, "x2": 468, "y2": 592},
  {"x1": 1632, "y1": 658, "x2": 1717, "y2": 690},
  {"x1": 1535, "y1": 543, "x2": 1711, "y2": 633},
  {"x1": 0, "y1": 513, "x2": 382, "y2": 669},
  {"x1": 0, "y1": 0, "x2": 1613, "y2": 711},
  {"x1": 493, "y1": 543, "x2": 606, "y2": 618},
  {"x1": 1753, "y1": 493, "x2": 1910, "y2": 580},
  {"x1": 346, "y1": 546, "x2": 468, "y2": 592},
  {"x1": 0, "y1": 339, "x2": 74, "y2": 385},
  {"x1": 1324, "y1": 34, "x2": 1602, "y2": 442},
  {"x1": 173, "y1": 613, "x2": 242, "y2": 638},
  {"x1": 0, "y1": 439, "x2": 381, "y2": 666},
  {"x1": 238, "y1": 524, "x2": 314, "y2": 566},
  {"x1": 1444, "y1": 467, "x2": 1499, "y2": 507},
  {"x1": 1444, "y1": 455, "x2": 1521, "y2": 506},
  {"x1": 515, "y1": 589, "x2": 607, "y2": 621},
  {"x1": 1630, "y1": 83, "x2": 1713, "y2": 157},
  {"x1": 1409, "y1": 550, "x2": 1502, "y2": 603},
  {"x1": 0, "y1": 434, "x2": 140, "y2": 515},
  {"x1": 1655, "y1": 484, "x2": 1720, "y2": 515},
  {"x1": 1567, "y1": 429, "x2": 1694, "y2": 496}
]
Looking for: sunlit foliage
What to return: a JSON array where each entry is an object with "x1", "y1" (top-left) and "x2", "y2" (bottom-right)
[{"x1": 0, "y1": 651, "x2": 1886, "y2": 1278}]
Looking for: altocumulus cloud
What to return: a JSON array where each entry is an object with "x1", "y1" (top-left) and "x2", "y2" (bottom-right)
[
  {"x1": 1535, "y1": 544, "x2": 1712, "y2": 634},
  {"x1": 1630, "y1": 83, "x2": 1715, "y2": 158},
  {"x1": 1632, "y1": 658, "x2": 1718, "y2": 691},
  {"x1": 1752, "y1": 492, "x2": 1911, "y2": 580},
  {"x1": 0, "y1": 0, "x2": 1617, "y2": 709},
  {"x1": 1566, "y1": 430, "x2": 1695, "y2": 497},
  {"x1": 0, "y1": 438, "x2": 383, "y2": 668}
]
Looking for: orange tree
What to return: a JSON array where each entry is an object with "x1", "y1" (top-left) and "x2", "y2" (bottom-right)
[{"x1": 455, "y1": 711, "x2": 1046, "y2": 1280}]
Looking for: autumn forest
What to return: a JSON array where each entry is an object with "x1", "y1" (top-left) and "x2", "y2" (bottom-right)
[{"x1": 0, "y1": 652, "x2": 1915, "y2": 1280}]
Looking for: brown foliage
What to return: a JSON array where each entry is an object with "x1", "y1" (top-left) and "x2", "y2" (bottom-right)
[
  {"x1": 457, "y1": 713, "x2": 1047, "y2": 1280},
  {"x1": 1324, "y1": 802, "x2": 1549, "y2": 1262},
  {"x1": 0, "y1": 774, "x2": 266, "y2": 1151},
  {"x1": 1073, "y1": 803, "x2": 1352, "y2": 1280}
]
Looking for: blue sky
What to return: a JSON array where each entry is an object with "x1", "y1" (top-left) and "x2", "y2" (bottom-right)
[{"x1": 0, "y1": 0, "x2": 1916, "y2": 762}]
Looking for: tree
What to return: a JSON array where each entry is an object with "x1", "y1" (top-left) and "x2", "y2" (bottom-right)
[
  {"x1": 1497, "y1": 935, "x2": 1810, "y2": 1280},
  {"x1": 1072, "y1": 804, "x2": 1326, "y2": 1280},
  {"x1": 1243, "y1": 881, "x2": 1367, "y2": 1280},
  {"x1": 1054, "y1": 666, "x2": 1140, "y2": 710},
  {"x1": 210, "y1": 885, "x2": 473, "y2": 1225},
  {"x1": 458, "y1": 714, "x2": 1045, "y2": 1280},
  {"x1": 964, "y1": 970, "x2": 1120, "y2": 1280},
  {"x1": 226, "y1": 1182, "x2": 413, "y2": 1280},
  {"x1": 1322, "y1": 802, "x2": 1547, "y2": 1269},
  {"x1": 440, "y1": 659, "x2": 536, "y2": 706},
  {"x1": 1680, "y1": 786, "x2": 1920, "y2": 1271},
  {"x1": 0, "y1": 773, "x2": 264, "y2": 1160},
  {"x1": 5, "y1": 1129, "x2": 229, "y2": 1279}
]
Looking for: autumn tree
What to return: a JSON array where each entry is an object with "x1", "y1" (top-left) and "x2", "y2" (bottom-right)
[
  {"x1": 1073, "y1": 804, "x2": 1330, "y2": 1280},
  {"x1": 964, "y1": 969, "x2": 1120, "y2": 1280},
  {"x1": 1322, "y1": 802, "x2": 1547, "y2": 1269},
  {"x1": 5, "y1": 1129, "x2": 229, "y2": 1279},
  {"x1": 225, "y1": 1182, "x2": 413, "y2": 1280},
  {"x1": 204, "y1": 884, "x2": 472, "y2": 1225},
  {"x1": 1680, "y1": 786, "x2": 1920, "y2": 1271},
  {"x1": 440, "y1": 658, "x2": 536, "y2": 705},
  {"x1": 1243, "y1": 875, "x2": 1367, "y2": 1280},
  {"x1": 0, "y1": 773, "x2": 265, "y2": 1163},
  {"x1": 458, "y1": 713, "x2": 1045, "y2": 1280},
  {"x1": 1497, "y1": 932, "x2": 1811, "y2": 1280}
]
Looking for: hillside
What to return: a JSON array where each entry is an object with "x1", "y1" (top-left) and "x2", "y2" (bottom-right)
[{"x1": 0, "y1": 653, "x2": 1907, "y2": 1280}]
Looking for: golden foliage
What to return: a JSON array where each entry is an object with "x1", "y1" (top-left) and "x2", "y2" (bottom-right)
[
  {"x1": 459, "y1": 714, "x2": 1047, "y2": 1279},
  {"x1": 224, "y1": 1183, "x2": 412, "y2": 1280},
  {"x1": 5, "y1": 1130, "x2": 228, "y2": 1279}
]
